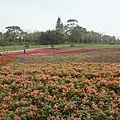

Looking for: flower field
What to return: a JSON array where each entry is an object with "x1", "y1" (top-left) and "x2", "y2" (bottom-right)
[
  {"x1": 0, "y1": 62, "x2": 120, "y2": 120},
  {"x1": 0, "y1": 48, "x2": 120, "y2": 120}
]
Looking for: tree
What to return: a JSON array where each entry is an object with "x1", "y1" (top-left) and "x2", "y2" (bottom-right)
[
  {"x1": 19, "y1": 31, "x2": 28, "y2": 46},
  {"x1": 81, "y1": 31, "x2": 102, "y2": 44},
  {"x1": 68, "y1": 25, "x2": 87, "y2": 43},
  {"x1": 40, "y1": 30, "x2": 65, "y2": 48},
  {"x1": 0, "y1": 32, "x2": 6, "y2": 50},
  {"x1": 31, "y1": 31, "x2": 41, "y2": 45},
  {"x1": 101, "y1": 35, "x2": 110, "y2": 44},
  {"x1": 101, "y1": 35, "x2": 116, "y2": 44},
  {"x1": 55, "y1": 17, "x2": 63, "y2": 32},
  {"x1": 5, "y1": 26, "x2": 22, "y2": 49},
  {"x1": 64, "y1": 19, "x2": 79, "y2": 35},
  {"x1": 63, "y1": 19, "x2": 87, "y2": 44}
]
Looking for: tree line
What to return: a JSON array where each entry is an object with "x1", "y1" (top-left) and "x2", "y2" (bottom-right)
[{"x1": 0, "y1": 17, "x2": 120, "y2": 50}]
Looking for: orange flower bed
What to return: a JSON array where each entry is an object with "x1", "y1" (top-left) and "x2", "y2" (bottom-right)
[{"x1": 0, "y1": 62, "x2": 120, "y2": 119}]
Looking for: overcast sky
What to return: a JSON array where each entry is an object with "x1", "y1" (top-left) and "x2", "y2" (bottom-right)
[{"x1": 0, "y1": 0, "x2": 120, "y2": 37}]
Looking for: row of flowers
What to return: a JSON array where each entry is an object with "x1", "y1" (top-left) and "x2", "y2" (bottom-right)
[
  {"x1": 0, "y1": 62, "x2": 120, "y2": 119},
  {"x1": 1, "y1": 48, "x2": 120, "y2": 64},
  {"x1": 2, "y1": 48, "x2": 117, "y2": 57},
  {"x1": 81, "y1": 48, "x2": 120, "y2": 63},
  {"x1": 15, "y1": 48, "x2": 120, "y2": 64},
  {"x1": 1, "y1": 48, "x2": 71, "y2": 56}
]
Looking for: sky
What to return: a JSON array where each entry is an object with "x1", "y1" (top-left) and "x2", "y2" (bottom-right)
[{"x1": 0, "y1": 0, "x2": 120, "y2": 38}]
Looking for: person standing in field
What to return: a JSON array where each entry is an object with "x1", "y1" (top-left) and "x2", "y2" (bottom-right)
[
  {"x1": 5, "y1": 48, "x2": 8, "y2": 52},
  {"x1": 24, "y1": 48, "x2": 26, "y2": 54}
]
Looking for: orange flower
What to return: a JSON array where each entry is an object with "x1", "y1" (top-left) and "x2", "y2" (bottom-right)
[
  {"x1": 29, "y1": 111, "x2": 33, "y2": 115},
  {"x1": 110, "y1": 109, "x2": 115, "y2": 115},
  {"x1": 109, "y1": 115, "x2": 113, "y2": 120},
  {"x1": 53, "y1": 104, "x2": 58, "y2": 109},
  {"x1": 87, "y1": 113, "x2": 90, "y2": 119},
  {"x1": 77, "y1": 118, "x2": 82, "y2": 120},
  {"x1": 30, "y1": 105, "x2": 37, "y2": 110},
  {"x1": 56, "y1": 115, "x2": 60, "y2": 120},
  {"x1": 99, "y1": 101, "x2": 104, "y2": 105},
  {"x1": 99, "y1": 109, "x2": 103, "y2": 113},
  {"x1": 15, "y1": 108, "x2": 18, "y2": 113},
  {"x1": 14, "y1": 115, "x2": 21, "y2": 120}
]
